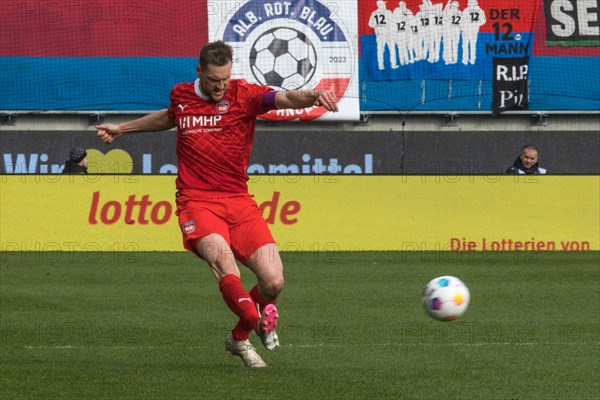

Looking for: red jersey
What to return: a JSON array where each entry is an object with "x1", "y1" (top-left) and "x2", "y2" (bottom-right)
[{"x1": 167, "y1": 79, "x2": 273, "y2": 193}]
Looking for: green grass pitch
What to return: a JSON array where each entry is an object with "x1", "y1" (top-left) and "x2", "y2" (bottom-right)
[{"x1": 1, "y1": 251, "x2": 599, "y2": 399}]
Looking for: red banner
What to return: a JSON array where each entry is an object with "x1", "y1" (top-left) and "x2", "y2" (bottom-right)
[{"x1": 0, "y1": 0, "x2": 207, "y2": 57}]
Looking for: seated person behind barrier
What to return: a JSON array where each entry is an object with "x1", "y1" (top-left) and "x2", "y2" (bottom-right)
[
  {"x1": 63, "y1": 146, "x2": 88, "y2": 174},
  {"x1": 506, "y1": 144, "x2": 547, "y2": 174}
]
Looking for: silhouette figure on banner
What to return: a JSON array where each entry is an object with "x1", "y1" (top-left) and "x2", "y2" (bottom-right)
[
  {"x1": 369, "y1": 0, "x2": 487, "y2": 69},
  {"x1": 460, "y1": 0, "x2": 486, "y2": 65},
  {"x1": 392, "y1": 2, "x2": 416, "y2": 65},
  {"x1": 442, "y1": 0, "x2": 461, "y2": 65},
  {"x1": 369, "y1": 1, "x2": 399, "y2": 70}
]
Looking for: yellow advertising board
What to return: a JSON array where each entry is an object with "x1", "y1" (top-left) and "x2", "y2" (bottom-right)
[{"x1": 1, "y1": 175, "x2": 598, "y2": 252}]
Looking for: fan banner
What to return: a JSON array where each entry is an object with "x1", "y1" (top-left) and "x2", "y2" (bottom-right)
[
  {"x1": 543, "y1": 0, "x2": 600, "y2": 47},
  {"x1": 0, "y1": 0, "x2": 208, "y2": 111},
  {"x1": 0, "y1": 0, "x2": 597, "y2": 112},
  {"x1": 358, "y1": 0, "x2": 600, "y2": 112},
  {"x1": 360, "y1": 0, "x2": 538, "y2": 80},
  {"x1": 492, "y1": 56, "x2": 529, "y2": 114},
  {"x1": 208, "y1": 0, "x2": 360, "y2": 121}
]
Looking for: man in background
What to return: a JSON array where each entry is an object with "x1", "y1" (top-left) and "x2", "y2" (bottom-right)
[
  {"x1": 62, "y1": 146, "x2": 88, "y2": 174},
  {"x1": 506, "y1": 144, "x2": 547, "y2": 174}
]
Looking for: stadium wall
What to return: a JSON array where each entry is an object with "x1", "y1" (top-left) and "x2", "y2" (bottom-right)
[
  {"x1": 1, "y1": 175, "x2": 598, "y2": 252},
  {"x1": 2, "y1": 114, "x2": 599, "y2": 175}
]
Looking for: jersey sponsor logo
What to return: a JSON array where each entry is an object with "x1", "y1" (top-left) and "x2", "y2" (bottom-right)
[
  {"x1": 178, "y1": 115, "x2": 223, "y2": 130},
  {"x1": 182, "y1": 220, "x2": 196, "y2": 234},
  {"x1": 210, "y1": 0, "x2": 359, "y2": 121},
  {"x1": 216, "y1": 100, "x2": 229, "y2": 114}
]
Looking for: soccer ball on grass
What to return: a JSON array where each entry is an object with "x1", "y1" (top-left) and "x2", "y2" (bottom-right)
[{"x1": 422, "y1": 276, "x2": 470, "y2": 321}]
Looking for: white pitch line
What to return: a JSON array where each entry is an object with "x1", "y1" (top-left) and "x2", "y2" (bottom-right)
[
  {"x1": 20, "y1": 342, "x2": 599, "y2": 350},
  {"x1": 284, "y1": 342, "x2": 599, "y2": 348}
]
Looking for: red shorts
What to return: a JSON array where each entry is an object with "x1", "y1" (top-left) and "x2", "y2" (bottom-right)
[{"x1": 175, "y1": 190, "x2": 275, "y2": 263}]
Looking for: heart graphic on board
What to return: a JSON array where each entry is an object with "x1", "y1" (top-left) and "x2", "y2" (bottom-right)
[{"x1": 86, "y1": 149, "x2": 134, "y2": 174}]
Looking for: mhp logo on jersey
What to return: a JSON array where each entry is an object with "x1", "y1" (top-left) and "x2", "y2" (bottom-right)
[
  {"x1": 209, "y1": 0, "x2": 360, "y2": 121},
  {"x1": 216, "y1": 100, "x2": 229, "y2": 114}
]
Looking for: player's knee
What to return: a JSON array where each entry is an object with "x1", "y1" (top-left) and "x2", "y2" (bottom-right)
[
  {"x1": 263, "y1": 275, "x2": 284, "y2": 299},
  {"x1": 273, "y1": 275, "x2": 285, "y2": 294}
]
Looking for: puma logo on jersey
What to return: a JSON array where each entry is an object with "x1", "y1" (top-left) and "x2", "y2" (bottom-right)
[{"x1": 178, "y1": 104, "x2": 187, "y2": 111}]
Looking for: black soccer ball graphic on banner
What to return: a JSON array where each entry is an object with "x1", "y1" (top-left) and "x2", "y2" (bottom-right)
[{"x1": 249, "y1": 27, "x2": 317, "y2": 91}]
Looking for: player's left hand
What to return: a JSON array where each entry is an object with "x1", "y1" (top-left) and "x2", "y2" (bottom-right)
[{"x1": 314, "y1": 90, "x2": 339, "y2": 112}]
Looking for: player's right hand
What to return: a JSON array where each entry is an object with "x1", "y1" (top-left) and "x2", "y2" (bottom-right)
[
  {"x1": 314, "y1": 90, "x2": 339, "y2": 113},
  {"x1": 95, "y1": 124, "x2": 123, "y2": 144}
]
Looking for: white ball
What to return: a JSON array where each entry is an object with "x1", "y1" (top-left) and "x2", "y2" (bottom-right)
[{"x1": 422, "y1": 276, "x2": 470, "y2": 321}]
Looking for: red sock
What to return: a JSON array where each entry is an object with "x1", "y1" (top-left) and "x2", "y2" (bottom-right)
[
  {"x1": 219, "y1": 274, "x2": 260, "y2": 341},
  {"x1": 249, "y1": 285, "x2": 277, "y2": 314}
]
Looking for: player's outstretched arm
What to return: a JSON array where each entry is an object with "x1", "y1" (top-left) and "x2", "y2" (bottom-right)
[
  {"x1": 96, "y1": 109, "x2": 176, "y2": 144},
  {"x1": 275, "y1": 89, "x2": 339, "y2": 113}
]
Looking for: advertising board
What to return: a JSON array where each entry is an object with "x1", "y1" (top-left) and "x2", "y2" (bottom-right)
[{"x1": 2, "y1": 176, "x2": 597, "y2": 252}]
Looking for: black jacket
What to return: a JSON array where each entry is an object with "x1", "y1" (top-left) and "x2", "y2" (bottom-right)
[
  {"x1": 62, "y1": 160, "x2": 88, "y2": 174},
  {"x1": 506, "y1": 157, "x2": 547, "y2": 174}
]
